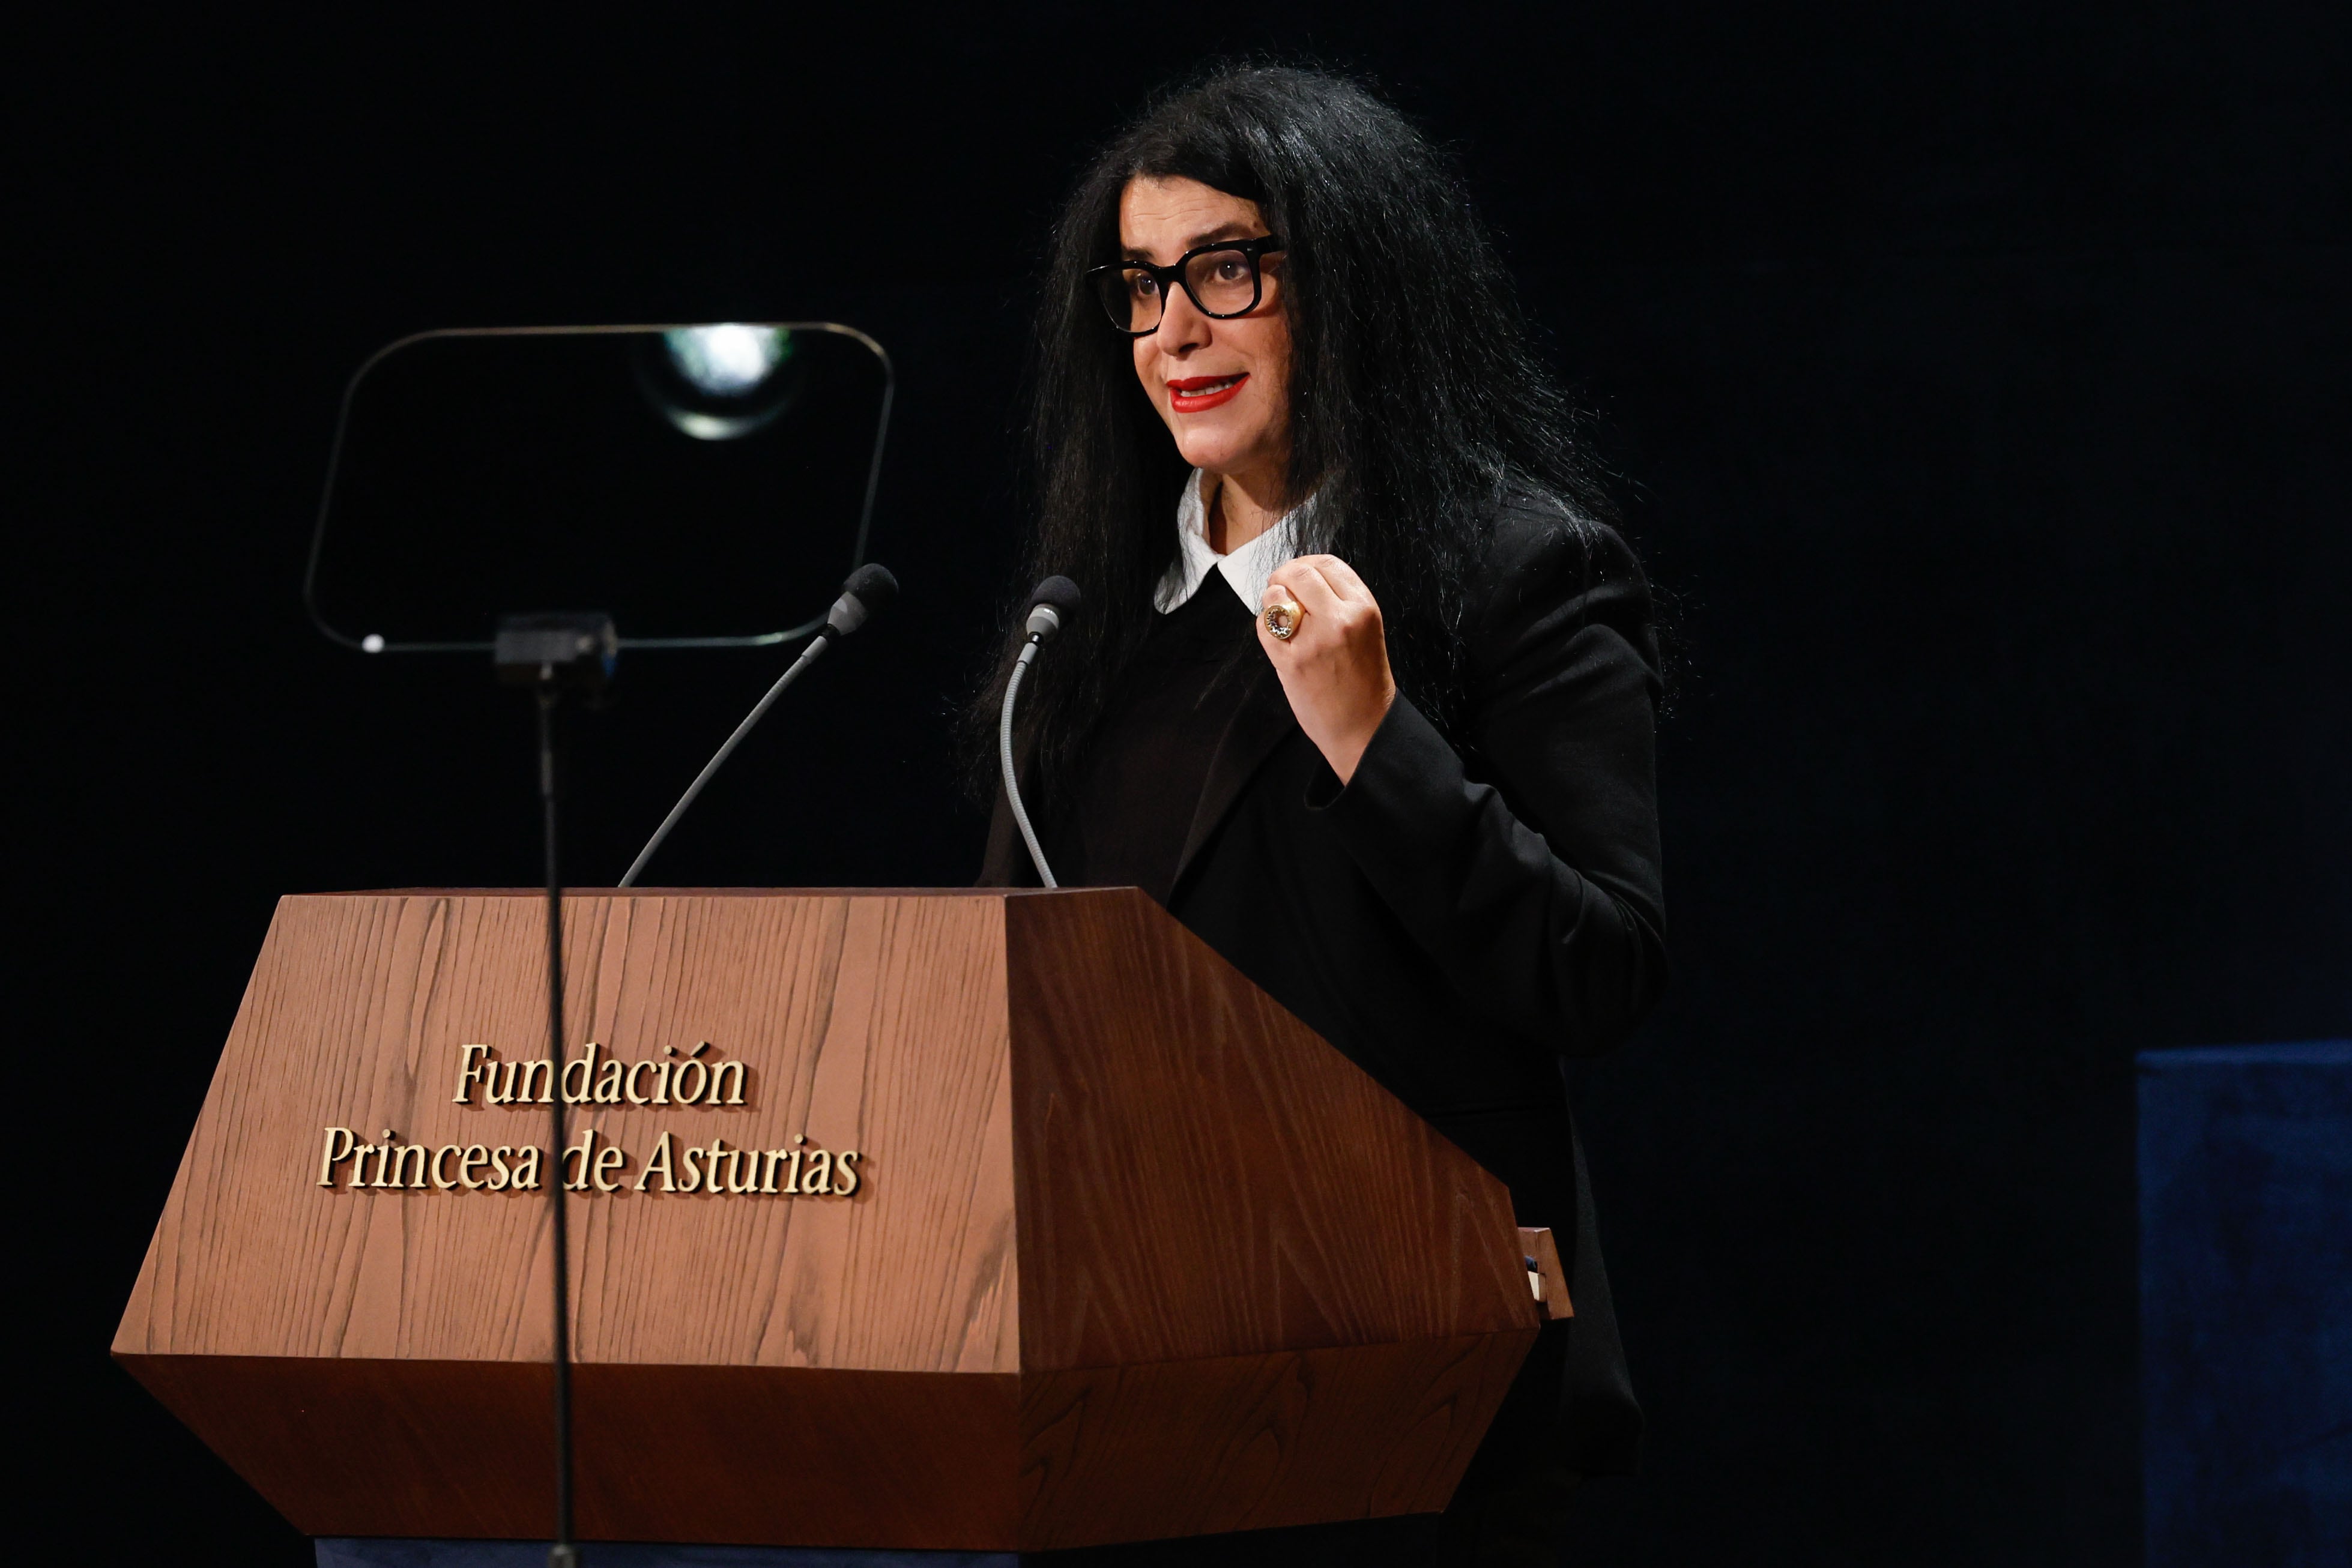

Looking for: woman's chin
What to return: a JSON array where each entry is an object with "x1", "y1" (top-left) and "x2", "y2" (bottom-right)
[{"x1": 1172, "y1": 423, "x2": 1271, "y2": 477}]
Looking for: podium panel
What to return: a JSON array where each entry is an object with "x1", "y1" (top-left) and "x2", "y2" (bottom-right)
[{"x1": 115, "y1": 889, "x2": 1540, "y2": 1550}]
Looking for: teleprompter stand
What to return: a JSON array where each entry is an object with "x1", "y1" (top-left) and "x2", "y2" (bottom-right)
[
  {"x1": 261, "y1": 321, "x2": 903, "y2": 1564},
  {"x1": 494, "y1": 610, "x2": 620, "y2": 1568}
]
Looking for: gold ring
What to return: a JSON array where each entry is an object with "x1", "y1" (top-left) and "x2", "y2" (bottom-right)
[{"x1": 1262, "y1": 595, "x2": 1305, "y2": 642}]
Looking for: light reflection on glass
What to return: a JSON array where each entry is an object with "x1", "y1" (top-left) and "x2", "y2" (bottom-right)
[{"x1": 664, "y1": 325, "x2": 787, "y2": 395}]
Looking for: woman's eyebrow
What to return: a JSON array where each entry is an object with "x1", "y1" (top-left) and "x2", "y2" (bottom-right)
[{"x1": 1120, "y1": 226, "x2": 1266, "y2": 262}]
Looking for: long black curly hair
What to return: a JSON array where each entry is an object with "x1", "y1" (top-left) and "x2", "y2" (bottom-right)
[{"x1": 968, "y1": 64, "x2": 1614, "y2": 801}]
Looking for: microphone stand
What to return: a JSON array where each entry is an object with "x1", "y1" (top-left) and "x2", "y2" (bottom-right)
[
  {"x1": 495, "y1": 612, "x2": 616, "y2": 1568},
  {"x1": 617, "y1": 564, "x2": 898, "y2": 890},
  {"x1": 1000, "y1": 579, "x2": 1078, "y2": 888},
  {"x1": 999, "y1": 637, "x2": 1057, "y2": 889}
]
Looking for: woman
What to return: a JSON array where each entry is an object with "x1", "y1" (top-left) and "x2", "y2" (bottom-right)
[{"x1": 976, "y1": 65, "x2": 1667, "y2": 1567}]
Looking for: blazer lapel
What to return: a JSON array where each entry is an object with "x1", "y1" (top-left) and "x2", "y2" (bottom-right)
[{"x1": 1171, "y1": 656, "x2": 1298, "y2": 894}]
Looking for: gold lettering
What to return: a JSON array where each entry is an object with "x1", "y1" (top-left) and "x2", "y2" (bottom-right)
[
  {"x1": 318, "y1": 1127, "x2": 356, "y2": 1187},
  {"x1": 637, "y1": 1130, "x2": 676, "y2": 1192},
  {"x1": 561, "y1": 1042, "x2": 599, "y2": 1105},
  {"x1": 453, "y1": 1043, "x2": 491, "y2": 1103},
  {"x1": 706, "y1": 1059, "x2": 746, "y2": 1106},
  {"x1": 387, "y1": 1141, "x2": 428, "y2": 1189},
  {"x1": 561, "y1": 1127, "x2": 597, "y2": 1192},
  {"x1": 322, "y1": 1043, "x2": 856, "y2": 1199},
  {"x1": 514, "y1": 1059, "x2": 554, "y2": 1105},
  {"x1": 369, "y1": 1133, "x2": 399, "y2": 1189}
]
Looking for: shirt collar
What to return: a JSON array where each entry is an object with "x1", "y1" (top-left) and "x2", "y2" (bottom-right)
[{"x1": 1155, "y1": 468, "x2": 1317, "y2": 615}]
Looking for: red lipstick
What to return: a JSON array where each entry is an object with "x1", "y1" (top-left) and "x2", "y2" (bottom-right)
[{"x1": 1167, "y1": 372, "x2": 1248, "y2": 412}]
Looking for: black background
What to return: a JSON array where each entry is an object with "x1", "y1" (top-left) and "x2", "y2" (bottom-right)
[
  {"x1": 21, "y1": 5, "x2": 2348, "y2": 1564},
  {"x1": 310, "y1": 325, "x2": 895, "y2": 645}
]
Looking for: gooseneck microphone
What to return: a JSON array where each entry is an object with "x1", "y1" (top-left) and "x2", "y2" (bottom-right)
[
  {"x1": 619, "y1": 563, "x2": 899, "y2": 887},
  {"x1": 1000, "y1": 575, "x2": 1080, "y2": 888}
]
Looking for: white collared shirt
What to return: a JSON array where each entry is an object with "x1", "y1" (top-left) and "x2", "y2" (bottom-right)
[{"x1": 1153, "y1": 469, "x2": 1317, "y2": 615}]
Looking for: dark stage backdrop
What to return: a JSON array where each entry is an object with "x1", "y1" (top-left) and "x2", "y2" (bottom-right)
[{"x1": 21, "y1": 6, "x2": 2347, "y2": 1565}]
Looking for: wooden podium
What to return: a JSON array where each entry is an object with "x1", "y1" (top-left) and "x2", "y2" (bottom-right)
[{"x1": 115, "y1": 888, "x2": 1552, "y2": 1552}]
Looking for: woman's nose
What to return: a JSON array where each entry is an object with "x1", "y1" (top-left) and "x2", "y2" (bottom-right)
[{"x1": 1154, "y1": 285, "x2": 1209, "y2": 349}]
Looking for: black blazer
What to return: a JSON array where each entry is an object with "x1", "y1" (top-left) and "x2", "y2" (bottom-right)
[{"x1": 982, "y1": 501, "x2": 1667, "y2": 1477}]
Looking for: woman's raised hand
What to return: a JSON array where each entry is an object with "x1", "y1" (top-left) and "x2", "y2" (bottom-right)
[{"x1": 1257, "y1": 554, "x2": 1398, "y2": 785}]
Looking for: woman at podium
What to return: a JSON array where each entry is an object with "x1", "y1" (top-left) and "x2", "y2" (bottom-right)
[{"x1": 978, "y1": 64, "x2": 1669, "y2": 1568}]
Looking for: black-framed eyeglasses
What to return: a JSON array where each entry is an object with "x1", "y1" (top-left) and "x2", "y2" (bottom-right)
[{"x1": 1085, "y1": 236, "x2": 1285, "y2": 336}]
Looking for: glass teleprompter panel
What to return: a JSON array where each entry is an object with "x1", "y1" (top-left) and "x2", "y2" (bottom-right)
[{"x1": 307, "y1": 323, "x2": 892, "y2": 653}]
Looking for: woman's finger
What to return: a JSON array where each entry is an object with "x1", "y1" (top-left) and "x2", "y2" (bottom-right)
[
  {"x1": 1271, "y1": 559, "x2": 1349, "y2": 620},
  {"x1": 1302, "y1": 553, "x2": 1376, "y2": 604},
  {"x1": 1290, "y1": 557, "x2": 1366, "y2": 611}
]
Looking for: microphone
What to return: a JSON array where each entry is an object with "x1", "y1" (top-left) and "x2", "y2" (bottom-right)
[
  {"x1": 618, "y1": 564, "x2": 900, "y2": 888},
  {"x1": 824, "y1": 562, "x2": 899, "y2": 639},
  {"x1": 1000, "y1": 576, "x2": 1079, "y2": 888},
  {"x1": 1023, "y1": 574, "x2": 1080, "y2": 641}
]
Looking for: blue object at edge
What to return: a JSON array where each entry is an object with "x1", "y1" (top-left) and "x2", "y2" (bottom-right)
[{"x1": 2139, "y1": 1039, "x2": 2351, "y2": 1567}]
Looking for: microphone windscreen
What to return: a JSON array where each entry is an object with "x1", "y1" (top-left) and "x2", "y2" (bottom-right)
[
  {"x1": 842, "y1": 562, "x2": 900, "y2": 616},
  {"x1": 1027, "y1": 575, "x2": 1082, "y2": 615}
]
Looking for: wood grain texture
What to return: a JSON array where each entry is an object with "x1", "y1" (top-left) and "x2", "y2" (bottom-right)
[
  {"x1": 120, "y1": 1354, "x2": 1022, "y2": 1546},
  {"x1": 116, "y1": 889, "x2": 1540, "y2": 1549},
  {"x1": 1005, "y1": 888, "x2": 1535, "y2": 1372},
  {"x1": 1015, "y1": 1333, "x2": 1534, "y2": 1550},
  {"x1": 1517, "y1": 1226, "x2": 1571, "y2": 1320},
  {"x1": 116, "y1": 891, "x2": 1018, "y2": 1374}
]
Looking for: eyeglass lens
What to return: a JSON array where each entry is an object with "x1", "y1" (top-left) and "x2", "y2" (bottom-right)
[{"x1": 1097, "y1": 249, "x2": 1262, "y2": 332}]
